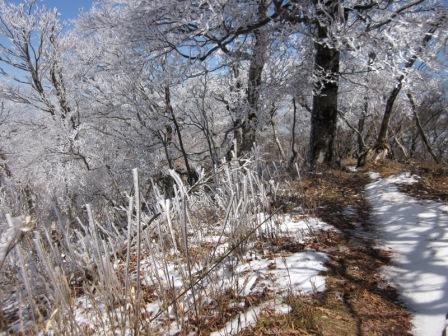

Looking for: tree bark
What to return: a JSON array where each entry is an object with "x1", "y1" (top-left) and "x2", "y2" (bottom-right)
[
  {"x1": 269, "y1": 107, "x2": 286, "y2": 161},
  {"x1": 159, "y1": 125, "x2": 174, "y2": 170},
  {"x1": 289, "y1": 98, "x2": 298, "y2": 169},
  {"x1": 357, "y1": 113, "x2": 366, "y2": 155},
  {"x1": 0, "y1": 150, "x2": 12, "y2": 179},
  {"x1": 308, "y1": 1, "x2": 340, "y2": 168},
  {"x1": 407, "y1": 92, "x2": 440, "y2": 163},
  {"x1": 393, "y1": 133, "x2": 409, "y2": 160},
  {"x1": 165, "y1": 86, "x2": 197, "y2": 185},
  {"x1": 240, "y1": 0, "x2": 268, "y2": 154},
  {"x1": 358, "y1": 53, "x2": 375, "y2": 155},
  {"x1": 356, "y1": 19, "x2": 443, "y2": 167},
  {"x1": 374, "y1": 21, "x2": 441, "y2": 153}
]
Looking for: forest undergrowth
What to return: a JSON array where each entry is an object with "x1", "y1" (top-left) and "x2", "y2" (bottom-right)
[
  {"x1": 2, "y1": 157, "x2": 444, "y2": 335},
  {"x1": 244, "y1": 165, "x2": 418, "y2": 335},
  {"x1": 0, "y1": 154, "x2": 329, "y2": 335}
]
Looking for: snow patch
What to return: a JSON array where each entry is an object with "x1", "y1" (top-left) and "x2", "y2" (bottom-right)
[
  {"x1": 367, "y1": 172, "x2": 380, "y2": 180},
  {"x1": 210, "y1": 300, "x2": 292, "y2": 336},
  {"x1": 71, "y1": 214, "x2": 333, "y2": 335},
  {"x1": 236, "y1": 251, "x2": 328, "y2": 294},
  {"x1": 257, "y1": 214, "x2": 335, "y2": 241},
  {"x1": 342, "y1": 205, "x2": 356, "y2": 218}
]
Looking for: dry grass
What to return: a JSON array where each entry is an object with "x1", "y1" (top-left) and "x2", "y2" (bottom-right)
[
  {"x1": 358, "y1": 159, "x2": 448, "y2": 201},
  {"x1": 359, "y1": 160, "x2": 407, "y2": 177},
  {"x1": 1, "y1": 157, "x2": 289, "y2": 335},
  {"x1": 240, "y1": 293, "x2": 357, "y2": 336},
  {"x1": 191, "y1": 290, "x2": 272, "y2": 335},
  {"x1": 2, "y1": 159, "x2": 431, "y2": 335},
  {"x1": 398, "y1": 161, "x2": 448, "y2": 202}
]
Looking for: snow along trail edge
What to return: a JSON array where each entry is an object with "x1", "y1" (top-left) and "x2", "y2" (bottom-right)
[{"x1": 366, "y1": 172, "x2": 448, "y2": 336}]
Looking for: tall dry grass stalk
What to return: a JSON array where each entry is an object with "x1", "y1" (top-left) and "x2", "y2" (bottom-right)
[{"x1": 0, "y1": 154, "x2": 291, "y2": 335}]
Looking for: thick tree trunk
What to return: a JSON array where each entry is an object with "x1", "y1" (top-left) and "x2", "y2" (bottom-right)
[
  {"x1": 240, "y1": 1, "x2": 268, "y2": 155},
  {"x1": 308, "y1": 9, "x2": 340, "y2": 168}
]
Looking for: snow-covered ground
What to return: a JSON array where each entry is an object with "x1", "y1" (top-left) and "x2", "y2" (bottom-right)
[
  {"x1": 366, "y1": 173, "x2": 448, "y2": 336},
  {"x1": 210, "y1": 300, "x2": 292, "y2": 336},
  {"x1": 72, "y1": 215, "x2": 334, "y2": 335}
]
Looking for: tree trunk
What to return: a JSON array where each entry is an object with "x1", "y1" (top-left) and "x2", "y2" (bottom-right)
[
  {"x1": 165, "y1": 86, "x2": 197, "y2": 185},
  {"x1": 289, "y1": 98, "x2": 299, "y2": 170},
  {"x1": 240, "y1": 0, "x2": 268, "y2": 154},
  {"x1": 0, "y1": 150, "x2": 12, "y2": 179},
  {"x1": 409, "y1": 130, "x2": 418, "y2": 158},
  {"x1": 370, "y1": 21, "x2": 441, "y2": 164},
  {"x1": 308, "y1": 2, "x2": 340, "y2": 168},
  {"x1": 407, "y1": 92, "x2": 440, "y2": 163},
  {"x1": 198, "y1": 102, "x2": 219, "y2": 167},
  {"x1": 225, "y1": 65, "x2": 243, "y2": 161},
  {"x1": 358, "y1": 53, "x2": 375, "y2": 155},
  {"x1": 393, "y1": 133, "x2": 409, "y2": 161},
  {"x1": 375, "y1": 78, "x2": 404, "y2": 150},
  {"x1": 159, "y1": 124, "x2": 174, "y2": 170},
  {"x1": 357, "y1": 113, "x2": 366, "y2": 155},
  {"x1": 269, "y1": 107, "x2": 286, "y2": 161}
]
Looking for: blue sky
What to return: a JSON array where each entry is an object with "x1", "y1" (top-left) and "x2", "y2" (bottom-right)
[
  {"x1": 10, "y1": 0, "x2": 94, "y2": 20},
  {"x1": 0, "y1": 1, "x2": 93, "y2": 79},
  {"x1": 41, "y1": 0, "x2": 92, "y2": 20}
]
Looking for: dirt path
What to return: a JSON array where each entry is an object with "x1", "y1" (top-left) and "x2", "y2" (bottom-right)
[
  {"x1": 365, "y1": 172, "x2": 448, "y2": 336},
  {"x1": 246, "y1": 170, "x2": 413, "y2": 335},
  {"x1": 309, "y1": 171, "x2": 413, "y2": 335}
]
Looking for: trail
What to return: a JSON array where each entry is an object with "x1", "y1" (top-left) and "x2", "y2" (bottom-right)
[{"x1": 366, "y1": 173, "x2": 448, "y2": 336}]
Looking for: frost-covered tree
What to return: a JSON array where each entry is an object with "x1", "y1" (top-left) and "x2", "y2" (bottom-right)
[
  {"x1": 0, "y1": 1, "x2": 90, "y2": 214},
  {"x1": 0, "y1": 0, "x2": 446, "y2": 218},
  {"x1": 0, "y1": 1, "x2": 127, "y2": 215}
]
